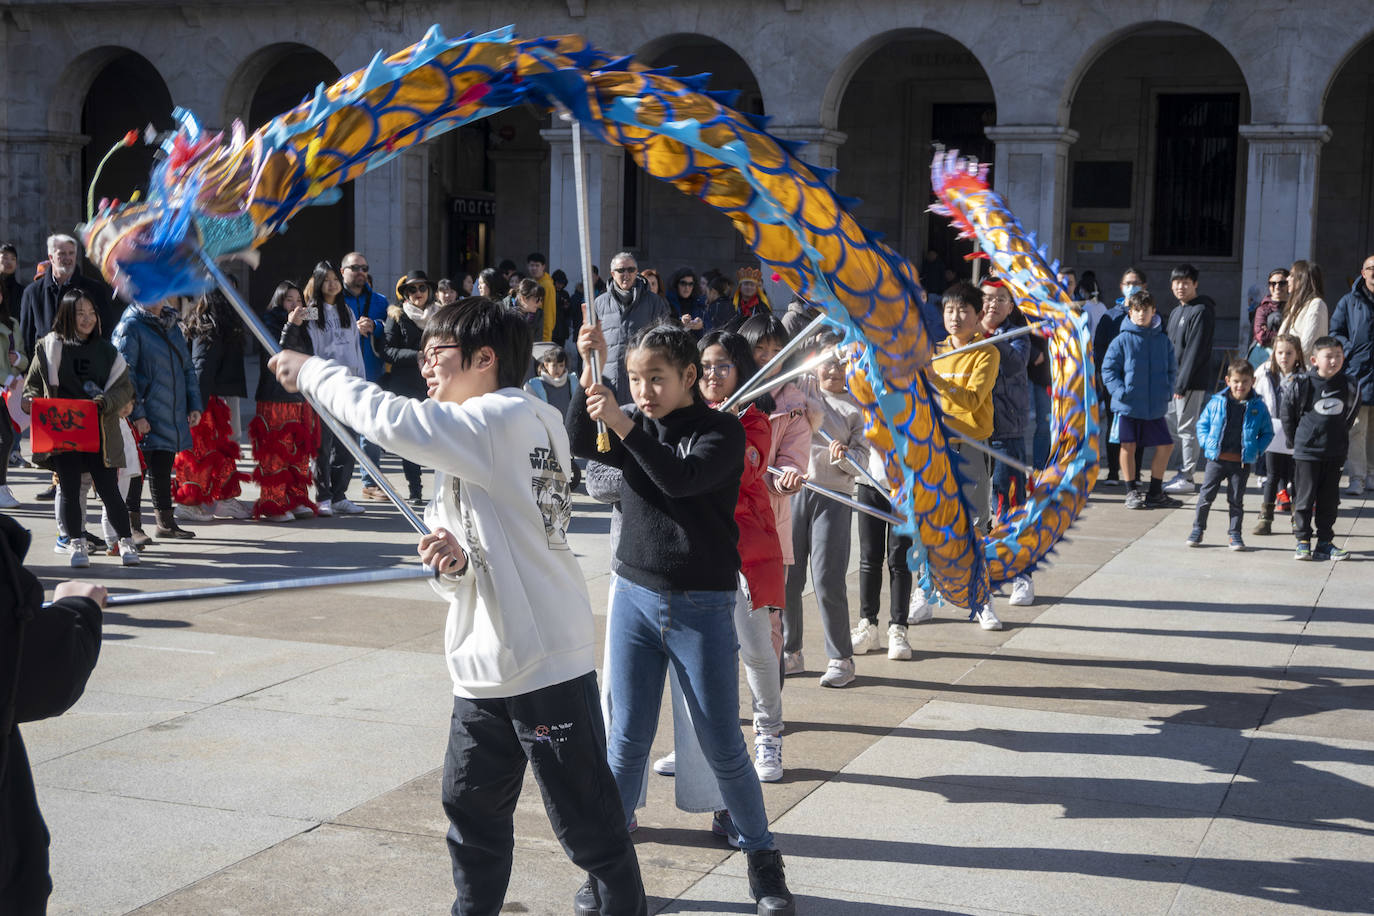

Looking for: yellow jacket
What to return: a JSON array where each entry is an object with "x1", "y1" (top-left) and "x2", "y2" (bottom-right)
[
  {"x1": 537, "y1": 273, "x2": 557, "y2": 341},
  {"x1": 928, "y1": 333, "x2": 1000, "y2": 440}
]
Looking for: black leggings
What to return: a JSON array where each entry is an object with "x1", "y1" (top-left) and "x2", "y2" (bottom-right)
[
  {"x1": 54, "y1": 451, "x2": 130, "y2": 540},
  {"x1": 0, "y1": 409, "x2": 12, "y2": 485},
  {"x1": 1262, "y1": 452, "x2": 1295, "y2": 505},
  {"x1": 855, "y1": 484, "x2": 914, "y2": 627}
]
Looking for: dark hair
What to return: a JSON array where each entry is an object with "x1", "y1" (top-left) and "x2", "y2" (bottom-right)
[
  {"x1": 1267, "y1": 333, "x2": 1304, "y2": 378},
  {"x1": 0, "y1": 243, "x2": 16, "y2": 256},
  {"x1": 304, "y1": 261, "x2": 347, "y2": 328},
  {"x1": 1268, "y1": 267, "x2": 1291, "y2": 281},
  {"x1": 497, "y1": 259, "x2": 518, "y2": 275},
  {"x1": 421, "y1": 296, "x2": 532, "y2": 391},
  {"x1": 1170, "y1": 263, "x2": 1199, "y2": 283},
  {"x1": 437, "y1": 278, "x2": 455, "y2": 293},
  {"x1": 1058, "y1": 267, "x2": 1077, "y2": 280},
  {"x1": 53, "y1": 288, "x2": 98, "y2": 340},
  {"x1": 942, "y1": 280, "x2": 981, "y2": 311},
  {"x1": 540, "y1": 346, "x2": 567, "y2": 366},
  {"x1": 1226, "y1": 358, "x2": 1254, "y2": 378},
  {"x1": 1121, "y1": 266, "x2": 1147, "y2": 285},
  {"x1": 268, "y1": 281, "x2": 302, "y2": 314},
  {"x1": 1079, "y1": 270, "x2": 1099, "y2": 298},
  {"x1": 526, "y1": 252, "x2": 547, "y2": 266},
  {"x1": 185, "y1": 288, "x2": 244, "y2": 346},
  {"x1": 551, "y1": 269, "x2": 567, "y2": 286},
  {"x1": 737, "y1": 314, "x2": 789, "y2": 353},
  {"x1": 1127, "y1": 289, "x2": 1155, "y2": 311},
  {"x1": 628, "y1": 323, "x2": 702, "y2": 400},
  {"x1": 516, "y1": 278, "x2": 544, "y2": 302},
  {"x1": 1311, "y1": 335, "x2": 1343, "y2": 354},
  {"x1": 698, "y1": 329, "x2": 775, "y2": 413},
  {"x1": 708, "y1": 276, "x2": 733, "y2": 298},
  {"x1": 477, "y1": 267, "x2": 509, "y2": 301}
]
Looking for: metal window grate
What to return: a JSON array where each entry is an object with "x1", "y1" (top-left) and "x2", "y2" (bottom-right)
[{"x1": 1150, "y1": 94, "x2": 1240, "y2": 257}]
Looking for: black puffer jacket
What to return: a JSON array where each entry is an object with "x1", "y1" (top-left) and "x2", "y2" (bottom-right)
[
  {"x1": 383, "y1": 306, "x2": 426, "y2": 400},
  {"x1": 1, "y1": 514, "x2": 102, "y2": 912}
]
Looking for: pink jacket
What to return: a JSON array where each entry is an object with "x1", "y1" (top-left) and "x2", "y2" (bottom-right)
[{"x1": 763, "y1": 382, "x2": 811, "y2": 564}]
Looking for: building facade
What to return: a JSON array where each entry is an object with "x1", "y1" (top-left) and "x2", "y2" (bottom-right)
[{"x1": 2, "y1": 0, "x2": 1372, "y2": 339}]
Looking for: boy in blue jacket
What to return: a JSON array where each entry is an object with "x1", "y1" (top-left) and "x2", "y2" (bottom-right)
[
  {"x1": 1101, "y1": 290, "x2": 1183, "y2": 510},
  {"x1": 1187, "y1": 359, "x2": 1273, "y2": 550}
]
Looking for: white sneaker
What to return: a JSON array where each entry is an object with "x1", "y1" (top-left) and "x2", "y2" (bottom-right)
[
  {"x1": 334, "y1": 498, "x2": 365, "y2": 515},
  {"x1": 0, "y1": 485, "x2": 19, "y2": 508},
  {"x1": 213, "y1": 498, "x2": 253, "y2": 519},
  {"x1": 316, "y1": 500, "x2": 334, "y2": 517},
  {"x1": 819, "y1": 657, "x2": 856, "y2": 688},
  {"x1": 908, "y1": 590, "x2": 934, "y2": 624},
  {"x1": 887, "y1": 624, "x2": 912, "y2": 660},
  {"x1": 850, "y1": 619, "x2": 881, "y2": 654},
  {"x1": 119, "y1": 537, "x2": 140, "y2": 566},
  {"x1": 1008, "y1": 576, "x2": 1034, "y2": 607},
  {"x1": 69, "y1": 540, "x2": 89, "y2": 569},
  {"x1": 753, "y1": 734, "x2": 783, "y2": 782},
  {"x1": 174, "y1": 502, "x2": 216, "y2": 522},
  {"x1": 1163, "y1": 475, "x2": 1197, "y2": 494},
  {"x1": 263, "y1": 512, "x2": 295, "y2": 523},
  {"x1": 975, "y1": 602, "x2": 1004, "y2": 631},
  {"x1": 782, "y1": 651, "x2": 805, "y2": 676},
  {"x1": 652, "y1": 751, "x2": 676, "y2": 777},
  {"x1": 291, "y1": 505, "x2": 315, "y2": 519}
]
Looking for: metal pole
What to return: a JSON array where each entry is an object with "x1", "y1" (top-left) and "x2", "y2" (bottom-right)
[
  {"x1": 818, "y1": 428, "x2": 894, "y2": 499},
  {"x1": 767, "y1": 466, "x2": 903, "y2": 525},
  {"x1": 929, "y1": 321, "x2": 1048, "y2": 362},
  {"x1": 951, "y1": 431, "x2": 1035, "y2": 477},
  {"x1": 720, "y1": 312, "x2": 830, "y2": 412},
  {"x1": 567, "y1": 115, "x2": 610, "y2": 453},
  {"x1": 198, "y1": 251, "x2": 430, "y2": 536},
  {"x1": 83, "y1": 566, "x2": 432, "y2": 609},
  {"x1": 724, "y1": 350, "x2": 835, "y2": 411}
]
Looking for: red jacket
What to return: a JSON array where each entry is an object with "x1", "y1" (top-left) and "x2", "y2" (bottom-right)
[{"x1": 735, "y1": 404, "x2": 785, "y2": 608}]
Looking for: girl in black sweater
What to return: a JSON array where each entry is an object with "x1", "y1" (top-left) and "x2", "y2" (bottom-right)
[{"x1": 567, "y1": 323, "x2": 795, "y2": 916}]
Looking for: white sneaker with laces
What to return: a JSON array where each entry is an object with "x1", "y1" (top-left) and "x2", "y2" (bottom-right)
[
  {"x1": 975, "y1": 602, "x2": 1004, "y2": 631},
  {"x1": 652, "y1": 751, "x2": 676, "y2": 777},
  {"x1": 69, "y1": 540, "x2": 89, "y2": 569},
  {"x1": 908, "y1": 590, "x2": 934, "y2": 624},
  {"x1": 334, "y1": 498, "x2": 365, "y2": 515},
  {"x1": 1008, "y1": 576, "x2": 1034, "y2": 606},
  {"x1": 0, "y1": 485, "x2": 19, "y2": 508},
  {"x1": 316, "y1": 500, "x2": 334, "y2": 517},
  {"x1": 819, "y1": 657, "x2": 856, "y2": 688},
  {"x1": 214, "y1": 498, "x2": 254, "y2": 519},
  {"x1": 174, "y1": 502, "x2": 216, "y2": 522},
  {"x1": 850, "y1": 618, "x2": 881, "y2": 654},
  {"x1": 263, "y1": 512, "x2": 295, "y2": 523},
  {"x1": 292, "y1": 505, "x2": 315, "y2": 519},
  {"x1": 753, "y1": 734, "x2": 783, "y2": 782},
  {"x1": 119, "y1": 537, "x2": 140, "y2": 566},
  {"x1": 782, "y1": 651, "x2": 805, "y2": 676},
  {"x1": 1163, "y1": 475, "x2": 1197, "y2": 494},
  {"x1": 887, "y1": 624, "x2": 912, "y2": 660}
]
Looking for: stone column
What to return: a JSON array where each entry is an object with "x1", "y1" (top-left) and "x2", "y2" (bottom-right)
[
  {"x1": 982, "y1": 125, "x2": 1079, "y2": 261},
  {"x1": 352, "y1": 147, "x2": 429, "y2": 289},
  {"x1": 1237, "y1": 123, "x2": 1331, "y2": 348},
  {"x1": 540, "y1": 126, "x2": 623, "y2": 291},
  {"x1": 0, "y1": 130, "x2": 88, "y2": 251},
  {"x1": 767, "y1": 126, "x2": 848, "y2": 179}
]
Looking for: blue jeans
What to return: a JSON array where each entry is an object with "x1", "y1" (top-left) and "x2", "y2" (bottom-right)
[
  {"x1": 1027, "y1": 384, "x2": 1052, "y2": 469},
  {"x1": 358, "y1": 435, "x2": 383, "y2": 487},
  {"x1": 606, "y1": 575, "x2": 775, "y2": 851}
]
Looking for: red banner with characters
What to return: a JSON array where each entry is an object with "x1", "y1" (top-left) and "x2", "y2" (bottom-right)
[{"x1": 32, "y1": 398, "x2": 100, "y2": 454}]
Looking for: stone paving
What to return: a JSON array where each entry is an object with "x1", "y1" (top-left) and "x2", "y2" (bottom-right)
[{"x1": 7, "y1": 452, "x2": 1373, "y2": 915}]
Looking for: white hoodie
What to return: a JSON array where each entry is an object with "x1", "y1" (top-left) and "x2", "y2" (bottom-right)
[{"x1": 298, "y1": 358, "x2": 595, "y2": 699}]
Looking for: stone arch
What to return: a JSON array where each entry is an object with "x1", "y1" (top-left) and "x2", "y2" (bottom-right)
[
  {"x1": 635, "y1": 33, "x2": 765, "y2": 115},
  {"x1": 47, "y1": 46, "x2": 171, "y2": 136},
  {"x1": 222, "y1": 42, "x2": 341, "y2": 127},
  {"x1": 826, "y1": 28, "x2": 996, "y2": 270},
  {"x1": 1316, "y1": 30, "x2": 1374, "y2": 278}
]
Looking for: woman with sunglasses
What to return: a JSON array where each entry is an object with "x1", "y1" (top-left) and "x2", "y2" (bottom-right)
[{"x1": 383, "y1": 270, "x2": 437, "y2": 506}]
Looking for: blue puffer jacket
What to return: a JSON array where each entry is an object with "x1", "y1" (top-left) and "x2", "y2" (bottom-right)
[
  {"x1": 111, "y1": 305, "x2": 202, "y2": 453},
  {"x1": 1100, "y1": 315, "x2": 1176, "y2": 420},
  {"x1": 1330, "y1": 277, "x2": 1374, "y2": 405},
  {"x1": 1197, "y1": 390, "x2": 1274, "y2": 464}
]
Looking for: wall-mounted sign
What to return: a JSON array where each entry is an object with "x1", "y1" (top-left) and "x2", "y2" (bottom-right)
[{"x1": 452, "y1": 196, "x2": 496, "y2": 219}]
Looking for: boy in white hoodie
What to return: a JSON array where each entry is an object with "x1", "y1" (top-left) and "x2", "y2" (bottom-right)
[{"x1": 269, "y1": 298, "x2": 645, "y2": 916}]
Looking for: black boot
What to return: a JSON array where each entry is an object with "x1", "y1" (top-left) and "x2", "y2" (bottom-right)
[
  {"x1": 155, "y1": 508, "x2": 196, "y2": 539},
  {"x1": 573, "y1": 876, "x2": 600, "y2": 916},
  {"x1": 747, "y1": 849, "x2": 795, "y2": 915},
  {"x1": 1253, "y1": 502, "x2": 1274, "y2": 536}
]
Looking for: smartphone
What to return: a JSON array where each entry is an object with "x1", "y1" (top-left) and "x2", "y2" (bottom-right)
[{"x1": 305, "y1": 306, "x2": 319, "y2": 321}]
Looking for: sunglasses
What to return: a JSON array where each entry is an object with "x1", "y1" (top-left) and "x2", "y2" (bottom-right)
[{"x1": 344, "y1": 264, "x2": 369, "y2": 272}]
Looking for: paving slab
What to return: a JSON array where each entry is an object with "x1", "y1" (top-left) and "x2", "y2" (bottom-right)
[
  {"x1": 1170, "y1": 815, "x2": 1374, "y2": 915},
  {"x1": 36, "y1": 786, "x2": 311, "y2": 916},
  {"x1": 1219, "y1": 731, "x2": 1374, "y2": 831},
  {"x1": 19, "y1": 689, "x2": 205, "y2": 764},
  {"x1": 35, "y1": 704, "x2": 446, "y2": 822}
]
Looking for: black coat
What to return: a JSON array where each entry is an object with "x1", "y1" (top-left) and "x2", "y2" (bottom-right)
[
  {"x1": 191, "y1": 329, "x2": 247, "y2": 401},
  {"x1": 1, "y1": 514, "x2": 102, "y2": 912},
  {"x1": 383, "y1": 307, "x2": 426, "y2": 400},
  {"x1": 255, "y1": 305, "x2": 305, "y2": 403},
  {"x1": 1282, "y1": 368, "x2": 1360, "y2": 461},
  {"x1": 18, "y1": 268, "x2": 115, "y2": 356},
  {"x1": 1167, "y1": 295, "x2": 1217, "y2": 394}
]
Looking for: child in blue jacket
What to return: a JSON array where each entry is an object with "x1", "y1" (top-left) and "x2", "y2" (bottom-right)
[
  {"x1": 1100, "y1": 290, "x2": 1181, "y2": 510},
  {"x1": 1187, "y1": 359, "x2": 1273, "y2": 549}
]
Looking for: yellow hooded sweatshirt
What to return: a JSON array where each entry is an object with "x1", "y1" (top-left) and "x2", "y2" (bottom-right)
[{"x1": 928, "y1": 333, "x2": 1000, "y2": 440}]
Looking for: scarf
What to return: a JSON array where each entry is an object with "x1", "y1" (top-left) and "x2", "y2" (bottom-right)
[
  {"x1": 539, "y1": 370, "x2": 570, "y2": 388},
  {"x1": 403, "y1": 302, "x2": 436, "y2": 329},
  {"x1": 610, "y1": 280, "x2": 640, "y2": 311}
]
